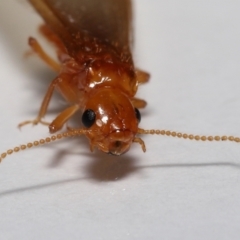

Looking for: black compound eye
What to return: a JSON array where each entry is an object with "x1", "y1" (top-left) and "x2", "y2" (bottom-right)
[
  {"x1": 135, "y1": 108, "x2": 141, "y2": 123},
  {"x1": 82, "y1": 109, "x2": 96, "y2": 128}
]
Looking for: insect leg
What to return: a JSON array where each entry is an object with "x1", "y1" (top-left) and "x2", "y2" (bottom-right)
[
  {"x1": 39, "y1": 25, "x2": 66, "y2": 53},
  {"x1": 131, "y1": 69, "x2": 149, "y2": 108},
  {"x1": 49, "y1": 105, "x2": 80, "y2": 133},
  {"x1": 135, "y1": 69, "x2": 150, "y2": 84},
  {"x1": 28, "y1": 37, "x2": 61, "y2": 72},
  {"x1": 131, "y1": 98, "x2": 147, "y2": 108},
  {"x1": 18, "y1": 76, "x2": 61, "y2": 128}
]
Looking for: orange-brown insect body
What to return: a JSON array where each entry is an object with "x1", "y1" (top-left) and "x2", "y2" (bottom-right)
[
  {"x1": 25, "y1": 0, "x2": 147, "y2": 155},
  {"x1": 0, "y1": 0, "x2": 239, "y2": 162}
]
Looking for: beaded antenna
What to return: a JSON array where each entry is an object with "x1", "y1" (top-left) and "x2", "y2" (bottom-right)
[{"x1": 0, "y1": 128, "x2": 239, "y2": 163}]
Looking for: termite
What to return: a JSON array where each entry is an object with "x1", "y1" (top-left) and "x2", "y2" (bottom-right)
[{"x1": 0, "y1": 0, "x2": 240, "y2": 162}]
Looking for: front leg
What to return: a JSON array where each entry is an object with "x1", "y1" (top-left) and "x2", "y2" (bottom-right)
[
  {"x1": 18, "y1": 76, "x2": 62, "y2": 128},
  {"x1": 49, "y1": 105, "x2": 80, "y2": 133}
]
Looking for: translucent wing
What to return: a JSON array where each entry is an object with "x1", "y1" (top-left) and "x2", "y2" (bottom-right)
[{"x1": 29, "y1": 0, "x2": 132, "y2": 55}]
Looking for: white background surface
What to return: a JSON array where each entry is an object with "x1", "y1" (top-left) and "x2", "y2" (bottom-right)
[{"x1": 1, "y1": 0, "x2": 240, "y2": 239}]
